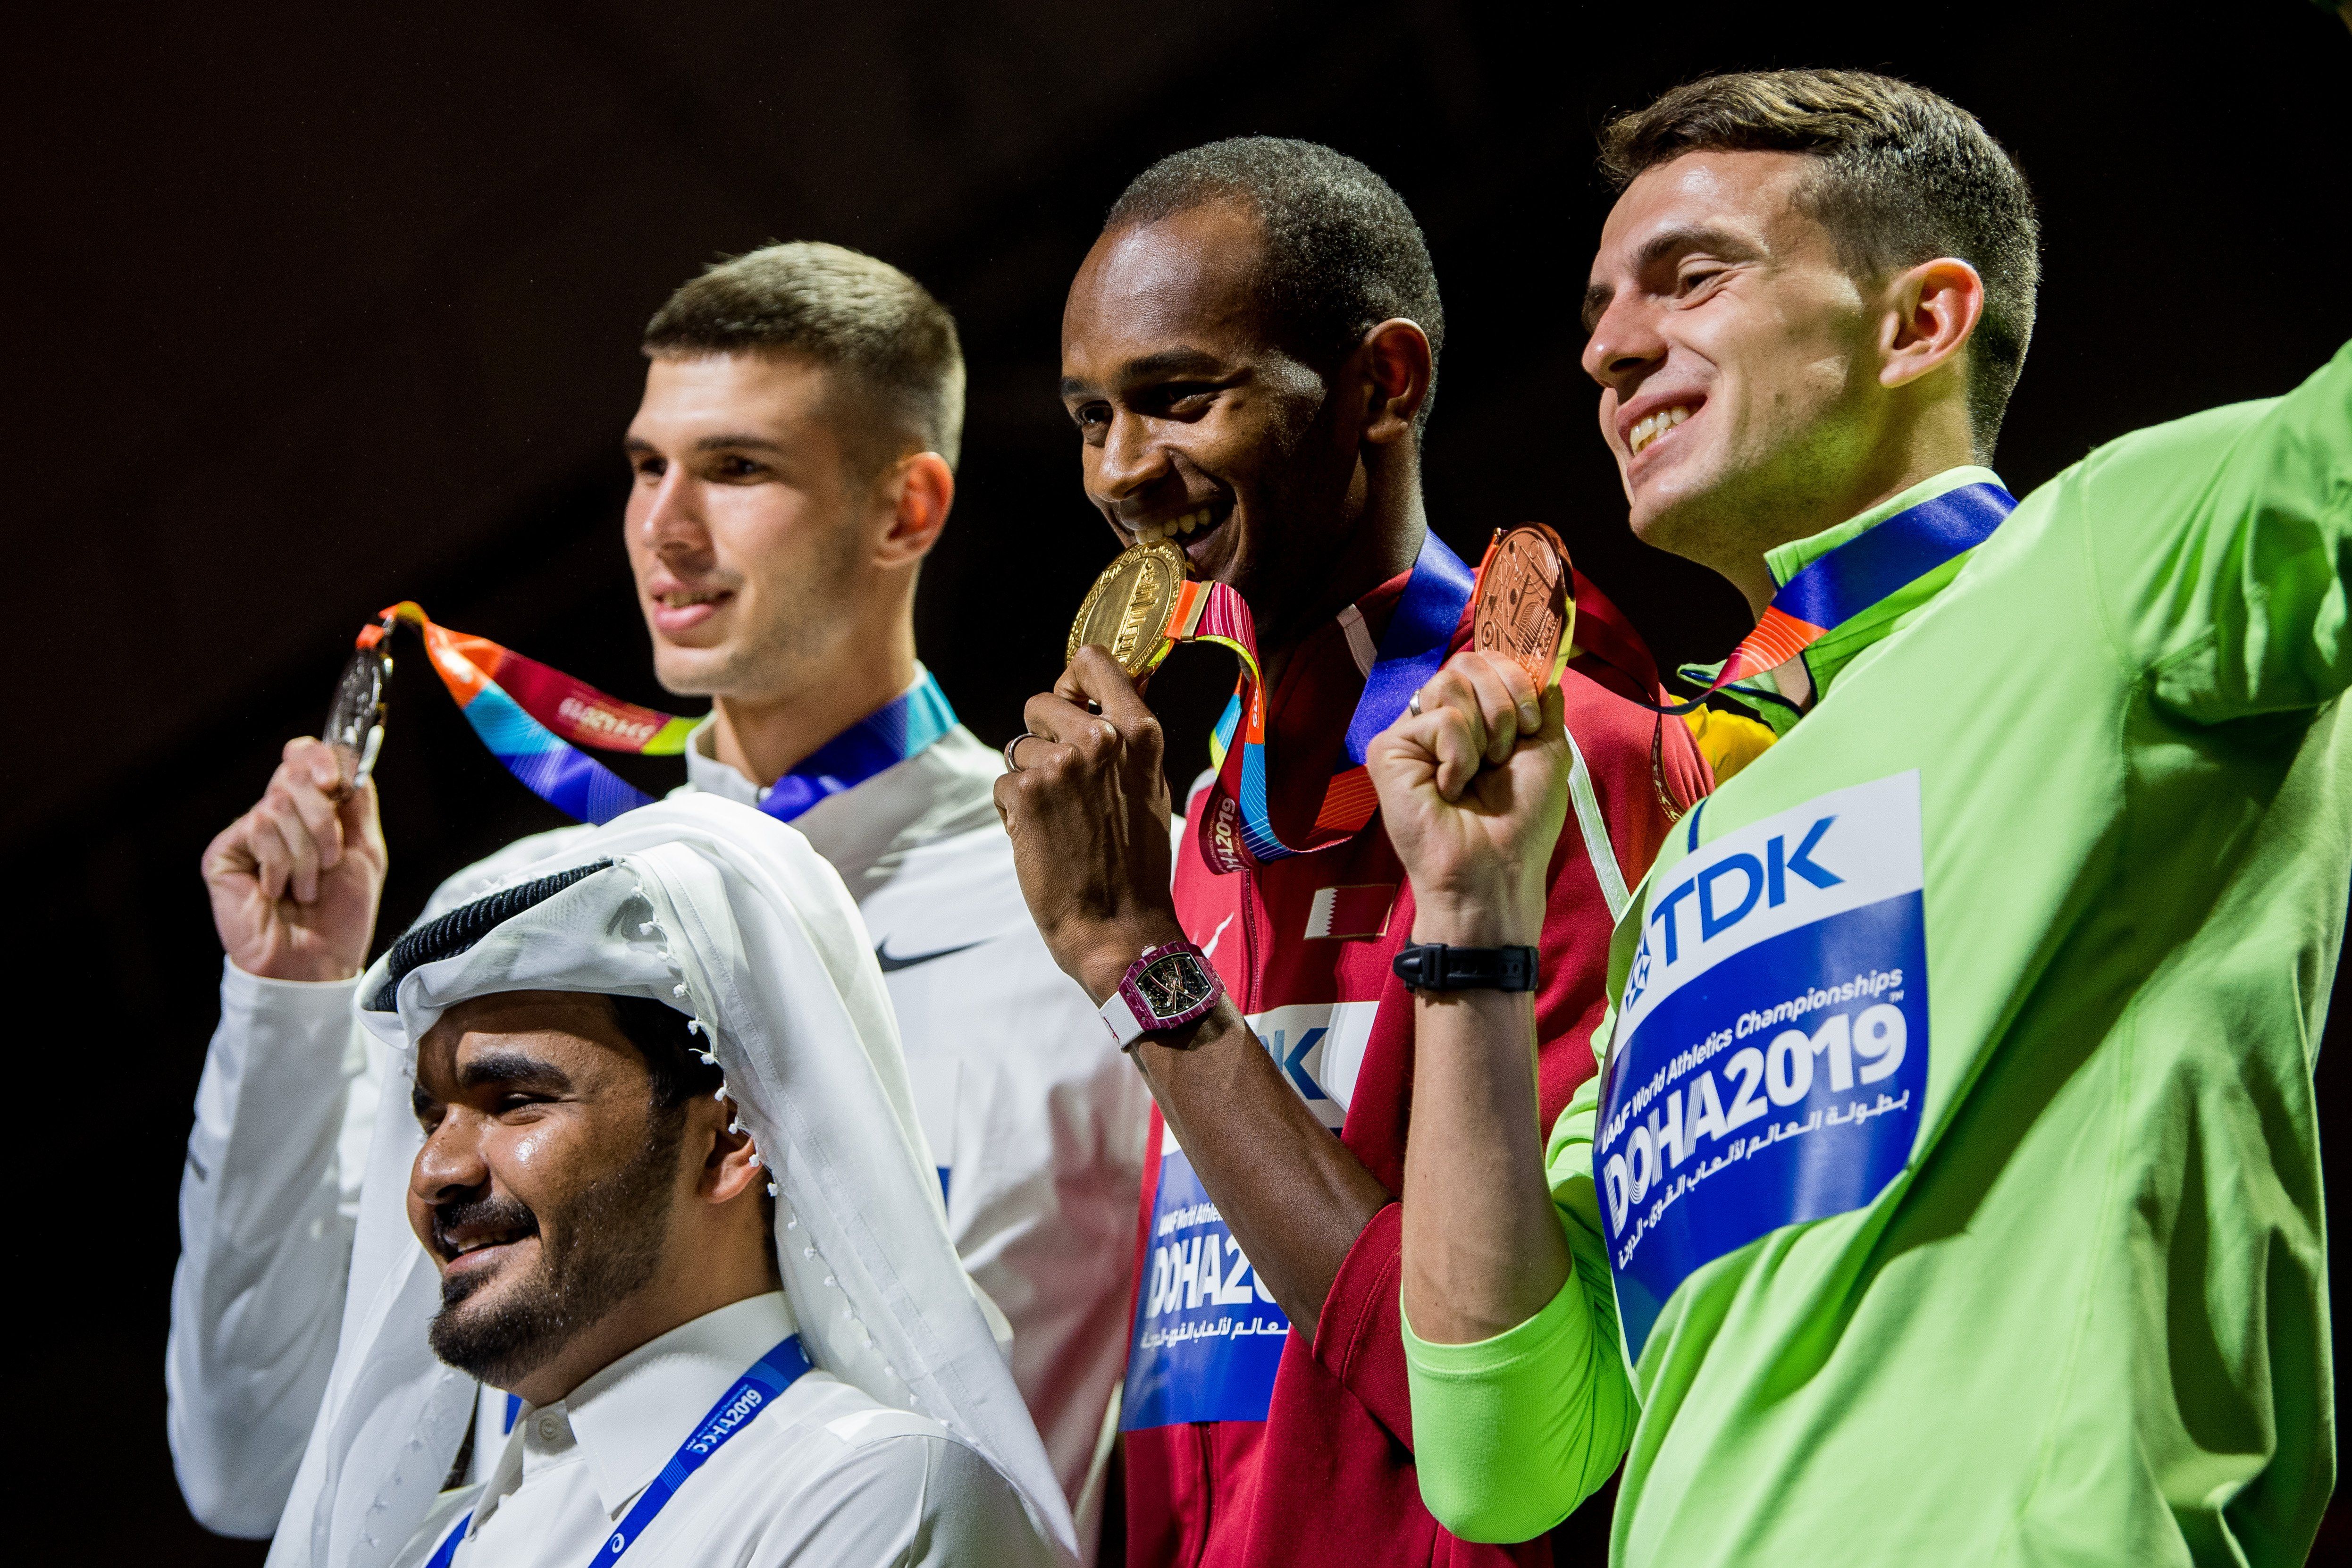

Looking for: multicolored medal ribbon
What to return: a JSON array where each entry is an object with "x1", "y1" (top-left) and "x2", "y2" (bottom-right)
[
  {"x1": 357, "y1": 602, "x2": 955, "y2": 826},
  {"x1": 1658, "y1": 481, "x2": 2017, "y2": 716},
  {"x1": 1162, "y1": 533, "x2": 1474, "y2": 873}
]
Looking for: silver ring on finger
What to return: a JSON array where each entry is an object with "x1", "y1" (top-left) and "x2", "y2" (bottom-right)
[
  {"x1": 1408, "y1": 689, "x2": 1424, "y2": 718},
  {"x1": 1004, "y1": 731, "x2": 1039, "y2": 772}
]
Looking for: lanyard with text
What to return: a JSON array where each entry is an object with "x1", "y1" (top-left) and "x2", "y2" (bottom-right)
[
  {"x1": 1656, "y1": 482, "x2": 2017, "y2": 716},
  {"x1": 358, "y1": 604, "x2": 956, "y2": 826},
  {"x1": 1175, "y1": 532, "x2": 1475, "y2": 873},
  {"x1": 424, "y1": 1333, "x2": 813, "y2": 1568}
]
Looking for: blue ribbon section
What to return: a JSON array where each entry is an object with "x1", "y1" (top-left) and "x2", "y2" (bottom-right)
[
  {"x1": 507, "y1": 746, "x2": 656, "y2": 826},
  {"x1": 1772, "y1": 483, "x2": 2016, "y2": 630},
  {"x1": 484, "y1": 671, "x2": 957, "y2": 829},
  {"x1": 1342, "y1": 532, "x2": 1477, "y2": 767},
  {"x1": 758, "y1": 672, "x2": 958, "y2": 822}
]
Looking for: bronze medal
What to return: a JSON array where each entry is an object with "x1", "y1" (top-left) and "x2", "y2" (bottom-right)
[
  {"x1": 1471, "y1": 524, "x2": 1575, "y2": 692},
  {"x1": 1068, "y1": 539, "x2": 1190, "y2": 679}
]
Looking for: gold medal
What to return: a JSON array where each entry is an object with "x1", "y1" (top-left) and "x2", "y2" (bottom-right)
[
  {"x1": 1067, "y1": 539, "x2": 1190, "y2": 679},
  {"x1": 1471, "y1": 524, "x2": 1575, "y2": 693}
]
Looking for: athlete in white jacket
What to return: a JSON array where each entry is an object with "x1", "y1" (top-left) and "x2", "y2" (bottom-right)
[{"x1": 169, "y1": 242, "x2": 1149, "y2": 1562}]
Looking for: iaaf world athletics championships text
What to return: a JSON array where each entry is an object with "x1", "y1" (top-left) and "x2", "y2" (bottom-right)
[{"x1": 1666, "y1": 968, "x2": 1906, "y2": 1083}]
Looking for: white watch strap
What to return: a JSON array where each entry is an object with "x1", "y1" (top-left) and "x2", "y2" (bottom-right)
[{"x1": 1099, "y1": 988, "x2": 1148, "y2": 1048}]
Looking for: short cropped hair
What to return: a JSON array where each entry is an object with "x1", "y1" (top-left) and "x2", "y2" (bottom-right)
[
  {"x1": 643, "y1": 241, "x2": 966, "y2": 474},
  {"x1": 607, "y1": 994, "x2": 723, "y2": 1115},
  {"x1": 1107, "y1": 138, "x2": 1445, "y2": 430},
  {"x1": 607, "y1": 995, "x2": 772, "y2": 1257},
  {"x1": 1600, "y1": 70, "x2": 2040, "y2": 456}
]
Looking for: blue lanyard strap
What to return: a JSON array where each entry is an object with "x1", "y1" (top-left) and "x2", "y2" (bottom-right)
[
  {"x1": 1342, "y1": 532, "x2": 1477, "y2": 767},
  {"x1": 757, "y1": 672, "x2": 958, "y2": 823},
  {"x1": 1775, "y1": 481, "x2": 2014, "y2": 628},
  {"x1": 1661, "y1": 481, "x2": 2016, "y2": 717},
  {"x1": 425, "y1": 1333, "x2": 812, "y2": 1568},
  {"x1": 425, "y1": 1513, "x2": 470, "y2": 1568}
]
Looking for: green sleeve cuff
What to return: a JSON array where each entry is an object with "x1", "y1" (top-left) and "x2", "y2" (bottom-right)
[
  {"x1": 1402, "y1": 1206, "x2": 1637, "y2": 1543},
  {"x1": 1402, "y1": 1248, "x2": 1586, "y2": 1377}
]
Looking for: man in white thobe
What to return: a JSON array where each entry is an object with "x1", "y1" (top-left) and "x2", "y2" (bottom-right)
[{"x1": 281, "y1": 796, "x2": 1071, "y2": 1567}]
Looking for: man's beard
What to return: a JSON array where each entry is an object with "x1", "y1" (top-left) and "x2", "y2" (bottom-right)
[{"x1": 427, "y1": 1112, "x2": 684, "y2": 1389}]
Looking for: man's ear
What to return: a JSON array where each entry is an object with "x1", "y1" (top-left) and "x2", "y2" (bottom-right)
[
  {"x1": 698, "y1": 1097, "x2": 769, "y2": 1206},
  {"x1": 1358, "y1": 318, "x2": 1434, "y2": 447},
  {"x1": 873, "y1": 452, "x2": 955, "y2": 570},
  {"x1": 1879, "y1": 258, "x2": 1984, "y2": 392}
]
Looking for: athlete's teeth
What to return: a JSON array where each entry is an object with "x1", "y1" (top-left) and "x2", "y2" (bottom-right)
[
  {"x1": 1137, "y1": 508, "x2": 1220, "y2": 544},
  {"x1": 1630, "y1": 405, "x2": 1694, "y2": 456}
]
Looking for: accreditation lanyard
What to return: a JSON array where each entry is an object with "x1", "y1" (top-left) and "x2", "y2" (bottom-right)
[
  {"x1": 424, "y1": 1333, "x2": 813, "y2": 1568},
  {"x1": 1658, "y1": 482, "x2": 2017, "y2": 716},
  {"x1": 360, "y1": 604, "x2": 957, "y2": 826},
  {"x1": 1168, "y1": 532, "x2": 1474, "y2": 874}
]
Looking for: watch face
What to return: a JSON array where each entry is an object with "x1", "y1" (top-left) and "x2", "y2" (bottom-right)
[{"x1": 1134, "y1": 951, "x2": 1214, "y2": 1021}]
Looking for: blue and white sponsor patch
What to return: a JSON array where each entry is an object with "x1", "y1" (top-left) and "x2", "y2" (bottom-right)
[
  {"x1": 1249, "y1": 1001, "x2": 1378, "y2": 1130},
  {"x1": 1118, "y1": 1001, "x2": 1378, "y2": 1427},
  {"x1": 1599, "y1": 771, "x2": 1929, "y2": 1361},
  {"x1": 1120, "y1": 1126, "x2": 1291, "y2": 1429}
]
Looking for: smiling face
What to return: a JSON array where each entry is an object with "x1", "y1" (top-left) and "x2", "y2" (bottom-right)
[
  {"x1": 1060, "y1": 202, "x2": 1378, "y2": 633},
  {"x1": 622, "y1": 353, "x2": 881, "y2": 701},
  {"x1": 407, "y1": 991, "x2": 691, "y2": 1391},
  {"x1": 1582, "y1": 151, "x2": 1890, "y2": 595}
]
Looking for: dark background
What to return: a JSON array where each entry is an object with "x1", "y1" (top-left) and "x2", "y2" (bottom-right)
[{"x1": 8, "y1": 2, "x2": 2350, "y2": 1560}]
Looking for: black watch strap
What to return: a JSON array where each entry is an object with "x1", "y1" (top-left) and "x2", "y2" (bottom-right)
[{"x1": 1391, "y1": 941, "x2": 1539, "y2": 993}]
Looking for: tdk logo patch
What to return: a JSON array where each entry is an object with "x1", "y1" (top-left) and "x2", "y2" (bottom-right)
[
  {"x1": 1600, "y1": 771, "x2": 1930, "y2": 1362},
  {"x1": 1246, "y1": 1002, "x2": 1378, "y2": 1130},
  {"x1": 1621, "y1": 806, "x2": 1865, "y2": 1021}
]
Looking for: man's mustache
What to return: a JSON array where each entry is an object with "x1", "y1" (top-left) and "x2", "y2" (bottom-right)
[{"x1": 429, "y1": 1192, "x2": 541, "y2": 1261}]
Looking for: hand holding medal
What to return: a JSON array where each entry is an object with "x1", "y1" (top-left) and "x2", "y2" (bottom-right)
[
  {"x1": 200, "y1": 624, "x2": 398, "y2": 983},
  {"x1": 1004, "y1": 521, "x2": 1574, "y2": 982},
  {"x1": 1469, "y1": 523, "x2": 1575, "y2": 698},
  {"x1": 319, "y1": 612, "x2": 398, "y2": 798},
  {"x1": 1047, "y1": 520, "x2": 1573, "y2": 872},
  {"x1": 1066, "y1": 538, "x2": 1192, "y2": 682}
]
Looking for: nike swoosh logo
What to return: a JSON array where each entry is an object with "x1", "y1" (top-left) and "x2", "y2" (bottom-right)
[{"x1": 874, "y1": 939, "x2": 987, "y2": 973}]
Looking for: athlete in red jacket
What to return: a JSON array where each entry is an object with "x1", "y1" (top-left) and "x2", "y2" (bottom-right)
[{"x1": 996, "y1": 138, "x2": 1706, "y2": 1567}]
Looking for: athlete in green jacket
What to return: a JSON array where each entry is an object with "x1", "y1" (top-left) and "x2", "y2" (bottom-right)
[{"x1": 1368, "y1": 66, "x2": 2344, "y2": 1566}]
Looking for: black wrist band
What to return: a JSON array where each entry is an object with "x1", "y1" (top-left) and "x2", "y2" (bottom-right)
[{"x1": 1391, "y1": 941, "x2": 1539, "y2": 993}]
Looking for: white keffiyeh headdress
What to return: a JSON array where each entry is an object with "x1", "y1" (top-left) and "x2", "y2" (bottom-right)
[{"x1": 265, "y1": 794, "x2": 1075, "y2": 1566}]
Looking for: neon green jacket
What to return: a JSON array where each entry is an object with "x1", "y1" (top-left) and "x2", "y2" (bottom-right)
[{"x1": 1405, "y1": 344, "x2": 2349, "y2": 1565}]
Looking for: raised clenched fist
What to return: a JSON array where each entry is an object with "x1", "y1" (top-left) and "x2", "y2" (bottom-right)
[
  {"x1": 202, "y1": 735, "x2": 388, "y2": 982},
  {"x1": 1365, "y1": 649, "x2": 1570, "y2": 948}
]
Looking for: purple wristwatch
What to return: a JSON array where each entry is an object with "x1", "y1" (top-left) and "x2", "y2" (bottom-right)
[{"x1": 1099, "y1": 939, "x2": 1224, "y2": 1048}]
